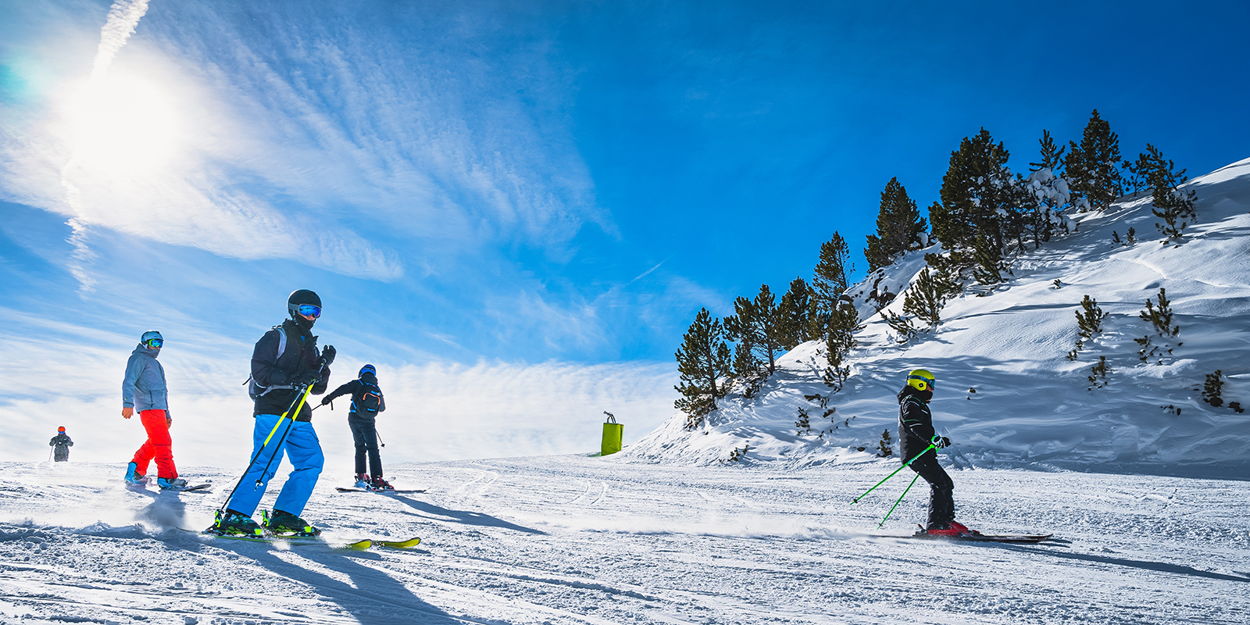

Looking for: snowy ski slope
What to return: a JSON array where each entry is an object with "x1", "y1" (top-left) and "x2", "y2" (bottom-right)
[
  {"x1": 628, "y1": 158, "x2": 1250, "y2": 479},
  {"x1": 0, "y1": 457, "x2": 1246, "y2": 624}
]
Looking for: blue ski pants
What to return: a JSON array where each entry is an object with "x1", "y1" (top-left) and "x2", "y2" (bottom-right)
[{"x1": 225, "y1": 414, "x2": 324, "y2": 518}]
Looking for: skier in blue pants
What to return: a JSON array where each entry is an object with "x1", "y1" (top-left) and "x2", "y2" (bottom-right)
[{"x1": 213, "y1": 289, "x2": 335, "y2": 536}]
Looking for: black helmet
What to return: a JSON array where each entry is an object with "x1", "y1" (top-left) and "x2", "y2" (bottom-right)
[
  {"x1": 359, "y1": 364, "x2": 376, "y2": 378},
  {"x1": 287, "y1": 289, "x2": 322, "y2": 327}
]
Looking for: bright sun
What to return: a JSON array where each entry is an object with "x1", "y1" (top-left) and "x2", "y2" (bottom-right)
[{"x1": 63, "y1": 72, "x2": 183, "y2": 177}]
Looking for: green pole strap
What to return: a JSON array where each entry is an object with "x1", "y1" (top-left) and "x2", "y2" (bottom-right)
[
  {"x1": 878, "y1": 472, "x2": 921, "y2": 528},
  {"x1": 850, "y1": 443, "x2": 935, "y2": 504}
]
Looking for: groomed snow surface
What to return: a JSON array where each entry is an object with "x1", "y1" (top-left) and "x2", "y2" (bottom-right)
[{"x1": 0, "y1": 457, "x2": 1246, "y2": 625}]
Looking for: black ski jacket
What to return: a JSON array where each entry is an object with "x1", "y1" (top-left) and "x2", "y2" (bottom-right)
[
  {"x1": 49, "y1": 433, "x2": 73, "y2": 449},
  {"x1": 897, "y1": 386, "x2": 937, "y2": 459},
  {"x1": 251, "y1": 319, "x2": 329, "y2": 422},
  {"x1": 323, "y1": 373, "x2": 386, "y2": 419}
]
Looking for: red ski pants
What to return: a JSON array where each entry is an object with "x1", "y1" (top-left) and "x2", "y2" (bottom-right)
[{"x1": 131, "y1": 409, "x2": 177, "y2": 479}]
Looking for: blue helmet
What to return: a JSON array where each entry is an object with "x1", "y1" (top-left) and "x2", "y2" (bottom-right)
[
  {"x1": 140, "y1": 330, "x2": 164, "y2": 349},
  {"x1": 359, "y1": 364, "x2": 376, "y2": 378}
]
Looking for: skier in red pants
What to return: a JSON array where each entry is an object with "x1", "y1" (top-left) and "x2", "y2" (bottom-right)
[{"x1": 121, "y1": 330, "x2": 190, "y2": 490}]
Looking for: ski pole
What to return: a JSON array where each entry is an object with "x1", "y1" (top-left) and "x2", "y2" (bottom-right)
[
  {"x1": 216, "y1": 383, "x2": 313, "y2": 515},
  {"x1": 252, "y1": 383, "x2": 317, "y2": 487},
  {"x1": 376, "y1": 427, "x2": 385, "y2": 448},
  {"x1": 877, "y1": 472, "x2": 921, "y2": 528},
  {"x1": 850, "y1": 443, "x2": 935, "y2": 504}
]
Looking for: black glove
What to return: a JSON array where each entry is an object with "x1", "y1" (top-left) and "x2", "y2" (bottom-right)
[
  {"x1": 319, "y1": 345, "x2": 336, "y2": 368},
  {"x1": 931, "y1": 435, "x2": 951, "y2": 449},
  {"x1": 320, "y1": 396, "x2": 332, "y2": 406}
]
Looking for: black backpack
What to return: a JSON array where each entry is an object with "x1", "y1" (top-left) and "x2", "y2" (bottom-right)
[{"x1": 353, "y1": 381, "x2": 383, "y2": 416}]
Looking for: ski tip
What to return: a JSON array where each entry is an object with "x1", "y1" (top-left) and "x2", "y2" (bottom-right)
[
  {"x1": 344, "y1": 539, "x2": 373, "y2": 550},
  {"x1": 377, "y1": 537, "x2": 422, "y2": 549}
]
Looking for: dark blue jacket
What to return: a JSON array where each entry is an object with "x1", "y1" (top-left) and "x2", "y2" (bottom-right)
[{"x1": 323, "y1": 373, "x2": 386, "y2": 419}]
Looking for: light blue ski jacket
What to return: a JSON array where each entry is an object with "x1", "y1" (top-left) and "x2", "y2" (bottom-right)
[{"x1": 122, "y1": 344, "x2": 170, "y2": 415}]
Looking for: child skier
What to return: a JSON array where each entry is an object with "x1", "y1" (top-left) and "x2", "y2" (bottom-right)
[
  {"x1": 122, "y1": 331, "x2": 189, "y2": 490},
  {"x1": 897, "y1": 369, "x2": 969, "y2": 536},
  {"x1": 49, "y1": 426, "x2": 73, "y2": 462},
  {"x1": 320, "y1": 364, "x2": 390, "y2": 490},
  {"x1": 212, "y1": 289, "x2": 335, "y2": 536}
]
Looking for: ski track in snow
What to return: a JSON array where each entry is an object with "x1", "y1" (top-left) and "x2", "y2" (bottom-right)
[{"x1": 0, "y1": 458, "x2": 1246, "y2": 624}]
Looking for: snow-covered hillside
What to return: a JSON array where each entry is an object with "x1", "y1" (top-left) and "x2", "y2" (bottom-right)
[
  {"x1": 0, "y1": 457, "x2": 1246, "y2": 624},
  {"x1": 628, "y1": 158, "x2": 1250, "y2": 479}
]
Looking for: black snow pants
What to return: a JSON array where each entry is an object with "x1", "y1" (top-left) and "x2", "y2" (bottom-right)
[
  {"x1": 54, "y1": 447, "x2": 70, "y2": 462},
  {"x1": 907, "y1": 450, "x2": 954, "y2": 529},
  {"x1": 348, "y1": 415, "x2": 383, "y2": 478}
]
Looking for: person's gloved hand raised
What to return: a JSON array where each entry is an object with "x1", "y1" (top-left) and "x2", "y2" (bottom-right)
[
  {"x1": 930, "y1": 435, "x2": 951, "y2": 449},
  {"x1": 319, "y1": 345, "x2": 336, "y2": 368}
]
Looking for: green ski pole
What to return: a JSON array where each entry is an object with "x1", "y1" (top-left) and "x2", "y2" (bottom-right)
[
  {"x1": 877, "y1": 472, "x2": 921, "y2": 528},
  {"x1": 850, "y1": 442, "x2": 935, "y2": 504}
]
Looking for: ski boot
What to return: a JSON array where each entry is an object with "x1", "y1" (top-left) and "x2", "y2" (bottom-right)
[
  {"x1": 157, "y1": 477, "x2": 189, "y2": 490},
  {"x1": 124, "y1": 462, "x2": 148, "y2": 485},
  {"x1": 207, "y1": 510, "x2": 264, "y2": 536},
  {"x1": 370, "y1": 476, "x2": 395, "y2": 491},
  {"x1": 263, "y1": 509, "x2": 321, "y2": 536},
  {"x1": 353, "y1": 473, "x2": 371, "y2": 489},
  {"x1": 921, "y1": 521, "x2": 977, "y2": 537}
]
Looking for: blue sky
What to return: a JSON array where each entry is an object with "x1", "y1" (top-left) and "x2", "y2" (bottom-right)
[{"x1": 0, "y1": 0, "x2": 1248, "y2": 461}]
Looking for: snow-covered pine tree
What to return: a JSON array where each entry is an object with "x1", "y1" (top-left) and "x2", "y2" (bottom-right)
[
  {"x1": 726, "y1": 285, "x2": 785, "y2": 376},
  {"x1": 973, "y1": 231, "x2": 1008, "y2": 286},
  {"x1": 864, "y1": 178, "x2": 928, "y2": 273},
  {"x1": 1134, "y1": 287, "x2": 1182, "y2": 363},
  {"x1": 822, "y1": 299, "x2": 860, "y2": 391},
  {"x1": 1025, "y1": 129, "x2": 1072, "y2": 247},
  {"x1": 1065, "y1": 110, "x2": 1124, "y2": 212},
  {"x1": 1131, "y1": 144, "x2": 1197, "y2": 243},
  {"x1": 674, "y1": 308, "x2": 733, "y2": 429},
  {"x1": 930, "y1": 128, "x2": 1022, "y2": 256},
  {"x1": 776, "y1": 277, "x2": 813, "y2": 350},
  {"x1": 877, "y1": 429, "x2": 894, "y2": 457}
]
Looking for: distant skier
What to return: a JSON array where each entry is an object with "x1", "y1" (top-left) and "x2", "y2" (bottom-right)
[
  {"x1": 49, "y1": 426, "x2": 73, "y2": 462},
  {"x1": 320, "y1": 363, "x2": 391, "y2": 490},
  {"x1": 122, "y1": 331, "x2": 189, "y2": 490},
  {"x1": 212, "y1": 289, "x2": 335, "y2": 536},
  {"x1": 897, "y1": 369, "x2": 969, "y2": 536}
]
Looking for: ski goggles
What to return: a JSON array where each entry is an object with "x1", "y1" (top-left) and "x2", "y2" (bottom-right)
[
  {"x1": 145, "y1": 338, "x2": 164, "y2": 348},
  {"x1": 294, "y1": 304, "x2": 322, "y2": 319}
]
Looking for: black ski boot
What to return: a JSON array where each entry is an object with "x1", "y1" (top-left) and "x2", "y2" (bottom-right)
[
  {"x1": 263, "y1": 509, "x2": 321, "y2": 536},
  {"x1": 207, "y1": 510, "x2": 264, "y2": 536}
]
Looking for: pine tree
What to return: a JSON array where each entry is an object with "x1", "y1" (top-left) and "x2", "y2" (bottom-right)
[
  {"x1": 1024, "y1": 130, "x2": 1072, "y2": 247},
  {"x1": 902, "y1": 267, "x2": 959, "y2": 328},
  {"x1": 1130, "y1": 144, "x2": 1197, "y2": 243},
  {"x1": 725, "y1": 296, "x2": 761, "y2": 381},
  {"x1": 776, "y1": 277, "x2": 813, "y2": 350},
  {"x1": 1202, "y1": 370, "x2": 1224, "y2": 407},
  {"x1": 972, "y1": 231, "x2": 1007, "y2": 286},
  {"x1": 930, "y1": 128, "x2": 1024, "y2": 254},
  {"x1": 750, "y1": 284, "x2": 784, "y2": 374},
  {"x1": 822, "y1": 300, "x2": 860, "y2": 392},
  {"x1": 864, "y1": 178, "x2": 928, "y2": 272},
  {"x1": 1066, "y1": 110, "x2": 1124, "y2": 212},
  {"x1": 674, "y1": 308, "x2": 733, "y2": 429},
  {"x1": 877, "y1": 429, "x2": 894, "y2": 458},
  {"x1": 812, "y1": 232, "x2": 851, "y2": 318}
]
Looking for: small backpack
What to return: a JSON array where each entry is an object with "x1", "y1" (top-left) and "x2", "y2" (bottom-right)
[{"x1": 353, "y1": 381, "x2": 383, "y2": 416}]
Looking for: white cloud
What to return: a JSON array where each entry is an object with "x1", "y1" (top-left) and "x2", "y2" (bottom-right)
[{"x1": 0, "y1": 1, "x2": 604, "y2": 285}]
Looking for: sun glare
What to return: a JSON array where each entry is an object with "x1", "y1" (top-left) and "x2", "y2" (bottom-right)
[{"x1": 63, "y1": 72, "x2": 183, "y2": 178}]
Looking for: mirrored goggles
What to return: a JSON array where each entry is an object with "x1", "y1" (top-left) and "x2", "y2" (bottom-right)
[
  {"x1": 146, "y1": 338, "x2": 164, "y2": 348},
  {"x1": 295, "y1": 304, "x2": 322, "y2": 319}
]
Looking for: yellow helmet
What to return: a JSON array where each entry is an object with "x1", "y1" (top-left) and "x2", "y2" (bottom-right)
[{"x1": 907, "y1": 369, "x2": 935, "y2": 392}]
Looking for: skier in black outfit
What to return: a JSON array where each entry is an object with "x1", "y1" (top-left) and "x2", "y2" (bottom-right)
[
  {"x1": 320, "y1": 364, "x2": 391, "y2": 490},
  {"x1": 50, "y1": 426, "x2": 73, "y2": 462},
  {"x1": 897, "y1": 369, "x2": 970, "y2": 536}
]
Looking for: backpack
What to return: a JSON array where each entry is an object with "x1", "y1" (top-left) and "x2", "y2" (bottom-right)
[
  {"x1": 244, "y1": 326, "x2": 300, "y2": 400},
  {"x1": 352, "y1": 381, "x2": 383, "y2": 416}
]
